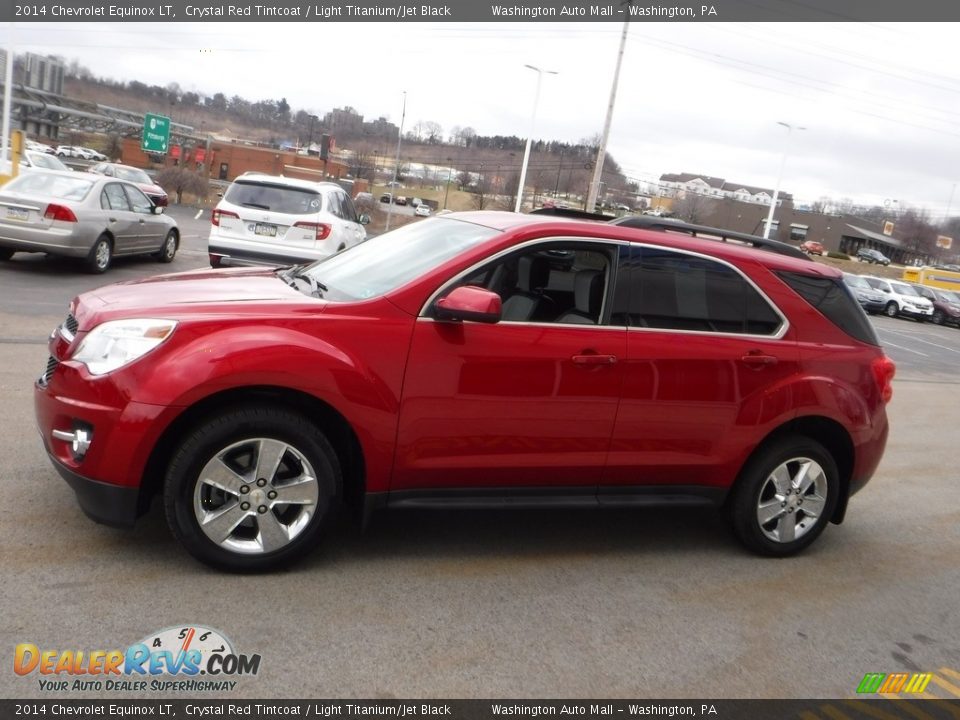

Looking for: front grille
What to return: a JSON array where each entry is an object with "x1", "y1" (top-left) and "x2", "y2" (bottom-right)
[
  {"x1": 39, "y1": 355, "x2": 59, "y2": 386},
  {"x1": 64, "y1": 314, "x2": 78, "y2": 334}
]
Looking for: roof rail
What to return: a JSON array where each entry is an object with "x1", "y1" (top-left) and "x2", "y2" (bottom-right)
[
  {"x1": 609, "y1": 216, "x2": 811, "y2": 261},
  {"x1": 529, "y1": 207, "x2": 615, "y2": 222}
]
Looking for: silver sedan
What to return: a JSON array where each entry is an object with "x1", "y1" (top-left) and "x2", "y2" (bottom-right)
[{"x1": 0, "y1": 170, "x2": 179, "y2": 273}]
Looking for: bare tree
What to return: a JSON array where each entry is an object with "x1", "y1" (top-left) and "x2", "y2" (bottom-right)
[
  {"x1": 672, "y1": 191, "x2": 710, "y2": 224},
  {"x1": 422, "y1": 121, "x2": 443, "y2": 144},
  {"x1": 156, "y1": 167, "x2": 209, "y2": 204},
  {"x1": 470, "y1": 176, "x2": 493, "y2": 211}
]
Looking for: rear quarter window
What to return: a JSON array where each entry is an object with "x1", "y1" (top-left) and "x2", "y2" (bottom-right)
[{"x1": 778, "y1": 272, "x2": 879, "y2": 346}]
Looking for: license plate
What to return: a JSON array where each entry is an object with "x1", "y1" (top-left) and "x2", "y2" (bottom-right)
[
  {"x1": 5, "y1": 207, "x2": 28, "y2": 222},
  {"x1": 254, "y1": 223, "x2": 277, "y2": 237}
]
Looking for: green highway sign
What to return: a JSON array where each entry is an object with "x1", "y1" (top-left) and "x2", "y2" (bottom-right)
[{"x1": 141, "y1": 113, "x2": 171, "y2": 154}]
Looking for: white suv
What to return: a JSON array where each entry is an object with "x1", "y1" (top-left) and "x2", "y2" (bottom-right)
[
  {"x1": 863, "y1": 276, "x2": 934, "y2": 320},
  {"x1": 208, "y1": 173, "x2": 369, "y2": 267}
]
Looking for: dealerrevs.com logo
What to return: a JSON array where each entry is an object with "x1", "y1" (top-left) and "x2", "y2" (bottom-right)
[{"x1": 14, "y1": 625, "x2": 261, "y2": 693}]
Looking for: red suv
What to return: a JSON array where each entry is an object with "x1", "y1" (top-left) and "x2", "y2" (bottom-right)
[{"x1": 35, "y1": 212, "x2": 895, "y2": 570}]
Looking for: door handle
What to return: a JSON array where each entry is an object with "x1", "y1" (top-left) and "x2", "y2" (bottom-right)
[
  {"x1": 572, "y1": 354, "x2": 618, "y2": 366},
  {"x1": 740, "y1": 352, "x2": 778, "y2": 367},
  {"x1": 108, "y1": 217, "x2": 117, "y2": 222},
  {"x1": 138, "y1": 219, "x2": 145, "y2": 224}
]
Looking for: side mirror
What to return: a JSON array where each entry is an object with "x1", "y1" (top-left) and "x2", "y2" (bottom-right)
[
  {"x1": 359, "y1": 213, "x2": 370, "y2": 225},
  {"x1": 435, "y1": 286, "x2": 502, "y2": 324}
]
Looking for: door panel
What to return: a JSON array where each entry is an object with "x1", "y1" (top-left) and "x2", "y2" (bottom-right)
[{"x1": 394, "y1": 320, "x2": 625, "y2": 489}]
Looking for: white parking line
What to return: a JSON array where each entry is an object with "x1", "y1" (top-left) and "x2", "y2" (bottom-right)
[
  {"x1": 879, "y1": 340, "x2": 929, "y2": 356},
  {"x1": 877, "y1": 327, "x2": 960, "y2": 354},
  {"x1": 194, "y1": 209, "x2": 203, "y2": 220}
]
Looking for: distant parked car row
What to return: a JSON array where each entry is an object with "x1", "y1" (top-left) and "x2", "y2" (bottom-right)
[
  {"x1": 56, "y1": 146, "x2": 107, "y2": 161},
  {"x1": 842, "y1": 273, "x2": 941, "y2": 322}
]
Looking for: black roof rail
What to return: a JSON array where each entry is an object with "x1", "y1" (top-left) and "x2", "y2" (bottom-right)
[
  {"x1": 609, "y1": 215, "x2": 811, "y2": 261},
  {"x1": 529, "y1": 207, "x2": 615, "y2": 222}
]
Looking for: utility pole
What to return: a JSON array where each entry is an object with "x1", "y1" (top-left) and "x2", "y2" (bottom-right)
[
  {"x1": 385, "y1": 91, "x2": 407, "y2": 232},
  {"x1": 587, "y1": 16, "x2": 629, "y2": 213}
]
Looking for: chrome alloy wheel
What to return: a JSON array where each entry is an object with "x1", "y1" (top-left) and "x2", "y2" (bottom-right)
[
  {"x1": 193, "y1": 438, "x2": 320, "y2": 555},
  {"x1": 755, "y1": 457, "x2": 828, "y2": 544}
]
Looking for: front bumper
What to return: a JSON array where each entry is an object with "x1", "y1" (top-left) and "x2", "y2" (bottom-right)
[
  {"x1": 48, "y1": 454, "x2": 139, "y2": 527},
  {"x1": 901, "y1": 305, "x2": 933, "y2": 318}
]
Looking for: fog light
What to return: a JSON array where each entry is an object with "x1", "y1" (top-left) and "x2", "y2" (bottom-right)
[{"x1": 52, "y1": 425, "x2": 93, "y2": 461}]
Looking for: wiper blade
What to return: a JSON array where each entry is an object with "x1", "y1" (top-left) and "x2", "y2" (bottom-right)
[{"x1": 292, "y1": 270, "x2": 328, "y2": 298}]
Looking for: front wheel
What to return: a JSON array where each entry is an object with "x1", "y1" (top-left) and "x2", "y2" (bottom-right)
[
  {"x1": 884, "y1": 302, "x2": 899, "y2": 318},
  {"x1": 163, "y1": 406, "x2": 341, "y2": 571},
  {"x1": 155, "y1": 230, "x2": 177, "y2": 263},
  {"x1": 729, "y1": 436, "x2": 839, "y2": 557},
  {"x1": 932, "y1": 310, "x2": 945, "y2": 325},
  {"x1": 86, "y1": 235, "x2": 112, "y2": 273}
]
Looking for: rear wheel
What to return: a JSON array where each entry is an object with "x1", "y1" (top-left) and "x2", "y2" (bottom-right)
[
  {"x1": 86, "y1": 235, "x2": 112, "y2": 274},
  {"x1": 729, "y1": 436, "x2": 839, "y2": 557},
  {"x1": 884, "y1": 302, "x2": 899, "y2": 318},
  {"x1": 163, "y1": 406, "x2": 341, "y2": 571}
]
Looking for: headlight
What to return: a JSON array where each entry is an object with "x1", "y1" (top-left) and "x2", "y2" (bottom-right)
[{"x1": 72, "y1": 319, "x2": 178, "y2": 376}]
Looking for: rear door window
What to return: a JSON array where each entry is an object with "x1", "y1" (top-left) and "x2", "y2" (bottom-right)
[{"x1": 629, "y1": 246, "x2": 782, "y2": 335}]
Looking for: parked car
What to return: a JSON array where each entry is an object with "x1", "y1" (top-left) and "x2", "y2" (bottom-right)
[
  {"x1": 89, "y1": 162, "x2": 168, "y2": 207},
  {"x1": 395, "y1": 196, "x2": 408, "y2": 206},
  {"x1": 0, "y1": 170, "x2": 179, "y2": 272},
  {"x1": 908, "y1": 283, "x2": 960, "y2": 326},
  {"x1": 37, "y1": 211, "x2": 895, "y2": 570},
  {"x1": 25, "y1": 140, "x2": 56, "y2": 155},
  {"x1": 415, "y1": 203, "x2": 432, "y2": 217},
  {"x1": 379, "y1": 193, "x2": 393, "y2": 204},
  {"x1": 800, "y1": 240, "x2": 824, "y2": 255},
  {"x1": 208, "y1": 173, "x2": 369, "y2": 267},
  {"x1": 78, "y1": 147, "x2": 108, "y2": 162},
  {"x1": 862, "y1": 276, "x2": 934, "y2": 320},
  {"x1": 56, "y1": 146, "x2": 95, "y2": 160},
  {"x1": 2, "y1": 149, "x2": 71, "y2": 179},
  {"x1": 842, "y1": 273, "x2": 886, "y2": 314},
  {"x1": 857, "y1": 248, "x2": 891, "y2": 265}
]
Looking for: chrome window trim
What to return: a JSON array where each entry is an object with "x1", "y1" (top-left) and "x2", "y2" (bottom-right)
[{"x1": 418, "y1": 236, "x2": 628, "y2": 321}]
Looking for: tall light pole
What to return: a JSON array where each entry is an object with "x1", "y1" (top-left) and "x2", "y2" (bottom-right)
[
  {"x1": 385, "y1": 90, "x2": 407, "y2": 232},
  {"x1": 763, "y1": 121, "x2": 806, "y2": 240},
  {"x1": 515, "y1": 64, "x2": 557, "y2": 213}
]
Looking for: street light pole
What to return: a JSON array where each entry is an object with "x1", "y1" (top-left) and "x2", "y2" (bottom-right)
[
  {"x1": 385, "y1": 91, "x2": 407, "y2": 232},
  {"x1": 515, "y1": 64, "x2": 557, "y2": 213},
  {"x1": 587, "y1": 18, "x2": 629, "y2": 213},
  {"x1": 763, "y1": 121, "x2": 806, "y2": 240}
]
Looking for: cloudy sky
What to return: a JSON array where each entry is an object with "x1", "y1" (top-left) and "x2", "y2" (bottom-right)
[{"x1": 10, "y1": 21, "x2": 960, "y2": 213}]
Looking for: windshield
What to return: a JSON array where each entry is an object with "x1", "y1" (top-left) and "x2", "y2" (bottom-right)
[
  {"x1": 890, "y1": 282, "x2": 918, "y2": 296},
  {"x1": 29, "y1": 152, "x2": 69, "y2": 170},
  {"x1": 938, "y1": 290, "x2": 960, "y2": 303},
  {"x1": 302, "y1": 217, "x2": 499, "y2": 301},
  {"x1": 844, "y1": 274, "x2": 870, "y2": 289}
]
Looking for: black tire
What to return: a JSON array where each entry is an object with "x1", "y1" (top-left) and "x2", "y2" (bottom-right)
[
  {"x1": 155, "y1": 230, "x2": 177, "y2": 263},
  {"x1": 884, "y1": 302, "x2": 898, "y2": 318},
  {"x1": 86, "y1": 235, "x2": 112, "y2": 274},
  {"x1": 163, "y1": 406, "x2": 341, "y2": 571},
  {"x1": 0, "y1": 249, "x2": 13, "y2": 261},
  {"x1": 932, "y1": 310, "x2": 945, "y2": 325},
  {"x1": 728, "y1": 435, "x2": 839, "y2": 557}
]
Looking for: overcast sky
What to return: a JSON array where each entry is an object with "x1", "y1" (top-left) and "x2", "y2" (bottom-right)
[{"x1": 10, "y1": 21, "x2": 960, "y2": 213}]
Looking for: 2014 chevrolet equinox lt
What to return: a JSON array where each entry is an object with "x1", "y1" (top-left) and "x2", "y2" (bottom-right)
[{"x1": 35, "y1": 212, "x2": 895, "y2": 570}]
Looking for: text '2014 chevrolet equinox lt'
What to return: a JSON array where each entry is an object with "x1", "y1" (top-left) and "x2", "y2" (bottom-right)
[{"x1": 36, "y1": 211, "x2": 895, "y2": 570}]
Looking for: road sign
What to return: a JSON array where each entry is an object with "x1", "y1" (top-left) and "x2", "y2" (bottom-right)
[{"x1": 141, "y1": 113, "x2": 171, "y2": 154}]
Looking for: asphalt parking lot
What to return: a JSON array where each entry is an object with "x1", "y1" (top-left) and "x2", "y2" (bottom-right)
[{"x1": 1, "y1": 216, "x2": 958, "y2": 700}]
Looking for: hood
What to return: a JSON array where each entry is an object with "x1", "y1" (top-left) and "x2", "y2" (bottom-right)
[
  {"x1": 139, "y1": 182, "x2": 167, "y2": 196},
  {"x1": 73, "y1": 267, "x2": 317, "y2": 329}
]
